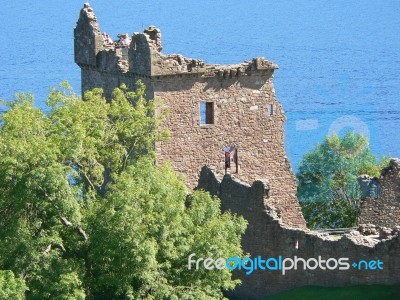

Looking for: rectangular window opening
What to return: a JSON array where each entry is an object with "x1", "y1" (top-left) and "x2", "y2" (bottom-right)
[
  {"x1": 200, "y1": 102, "x2": 214, "y2": 125},
  {"x1": 269, "y1": 104, "x2": 274, "y2": 116},
  {"x1": 225, "y1": 146, "x2": 239, "y2": 174}
]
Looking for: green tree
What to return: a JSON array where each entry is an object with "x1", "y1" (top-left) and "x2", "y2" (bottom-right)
[
  {"x1": 0, "y1": 82, "x2": 246, "y2": 299},
  {"x1": 0, "y1": 270, "x2": 26, "y2": 300},
  {"x1": 88, "y1": 159, "x2": 246, "y2": 299},
  {"x1": 296, "y1": 131, "x2": 388, "y2": 229}
]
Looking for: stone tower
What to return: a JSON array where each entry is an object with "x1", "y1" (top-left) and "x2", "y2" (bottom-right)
[{"x1": 74, "y1": 3, "x2": 306, "y2": 228}]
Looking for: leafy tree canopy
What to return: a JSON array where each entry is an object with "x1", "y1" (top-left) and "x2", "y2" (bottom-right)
[
  {"x1": 0, "y1": 270, "x2": 26, "y2": 300},
  {"x1": 0, "y1": 82, "x2": 246, "y2": 299},
  {"x1": 296, "y1": 131, "x2": 389, "y2": 229}
]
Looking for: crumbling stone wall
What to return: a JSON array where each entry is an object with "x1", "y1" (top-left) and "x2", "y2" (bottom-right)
[
  {"x1": 74, "y1": 3, "x2": 102, "y2": 67},
  {"x1": 74, "y1": 3, "x2": 306, "y2": 229},
  {"x1": 74, "y1": 3, "x2": 154, "y2": 100},
  {"x1": 359, "y1": 159, "x2": 400, "y2": 228},
  {"x1": 197, "y1": 168, "x2": 400, "y2": 299}
]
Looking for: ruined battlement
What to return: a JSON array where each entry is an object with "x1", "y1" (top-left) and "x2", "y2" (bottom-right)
[
  {"x1": 74, "y1": 3, "x2": 102, "y2": 67},
  {"x1": 74, "y1": 3, "x2": 277, "y2": 80}
]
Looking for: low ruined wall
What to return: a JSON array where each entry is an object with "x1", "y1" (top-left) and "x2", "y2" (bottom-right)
[
  {"x1": 197, "y1": 167, "x2": 400, "y2": 300},
  {"x1": 359, "y1": 159, "x2": 400, "y2": 228}
]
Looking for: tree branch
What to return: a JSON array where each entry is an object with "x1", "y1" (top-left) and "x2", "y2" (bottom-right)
[
  {"x1": 77, "y1": 227, "x2": 88, "y2": 241},
  {"x1": 60, "y1": 216, "x2": 73, "y2": 227},
  {"x1": 60, "y1": 216, "x2": 88, "y2": 241},
  {"x1": 43, "y1": 243, "x2": 66, "y2": 255},
  {"x1": 82, "y1": 170, "x2": 96, "y2": 191},
  {"x1": 73, "y1": 161, "x2": 98, "y2": 192},
  {"x1": 43, "y1": 244, "x2": 52, "y2": 255}
]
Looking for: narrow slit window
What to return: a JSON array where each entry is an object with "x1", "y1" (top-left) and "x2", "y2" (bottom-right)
[
  {"x1": 269, "y1": 104, "x2": 274, "y2": 116},
  {"x1": 225, "y1": 146, "x2": 239, "y2": 174},
  {"x1": 200, "y1": 102, "x2": 214, "y2": 125}
]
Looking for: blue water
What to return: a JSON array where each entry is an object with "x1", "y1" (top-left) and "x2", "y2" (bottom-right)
[{"x1": 1, "y1": 1, "x2": 400, "y2": 170}]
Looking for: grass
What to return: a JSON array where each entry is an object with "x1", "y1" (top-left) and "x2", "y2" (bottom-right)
[{"x1": 260, "y1": 284, "x2": 400, "y2": 300}]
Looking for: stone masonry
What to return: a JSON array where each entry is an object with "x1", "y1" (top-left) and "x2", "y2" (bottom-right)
[
  {"x1": 74, "y1": 3, "x2": 306, "y2": 229},
  {"x1": 359, "y1": 159, "x2": 400, "y2": 228},
  {"x1": 198, "y1": 168, "x2": 400, "y2": 299}
]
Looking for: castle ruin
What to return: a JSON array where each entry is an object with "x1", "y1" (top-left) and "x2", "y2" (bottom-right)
[
  {"x1": 74, "y1": 3, "x2": 306, "y2": 229},
  {"x1": 74, "y1": 4, "x2": 400, "y2": 299}
]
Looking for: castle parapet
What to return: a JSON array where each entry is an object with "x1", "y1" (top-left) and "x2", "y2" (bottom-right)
[
  {"x1": 74, "y1": 3, "x2": 278, "y2": 79},
  {"x1": 74, "y1": 3, "x2": 103, "y2": 66}
]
